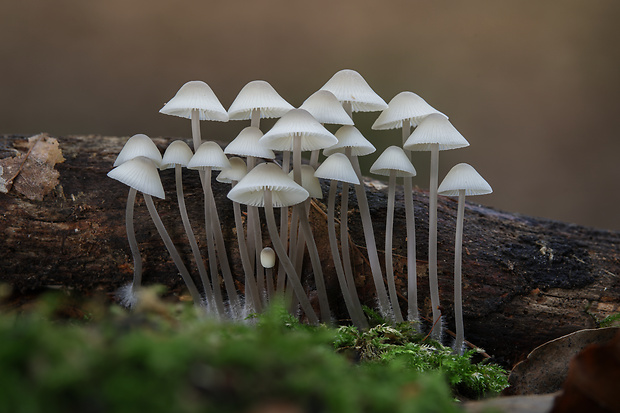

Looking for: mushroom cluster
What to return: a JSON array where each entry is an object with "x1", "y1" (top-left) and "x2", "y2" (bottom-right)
[{"x1": 108, "y1": 70, "x2": 492, "y2": 349}]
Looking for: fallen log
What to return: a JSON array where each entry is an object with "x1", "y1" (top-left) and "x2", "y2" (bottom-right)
[{"x1": 0, "y1": 133, "x2": 618, "y2": 367}]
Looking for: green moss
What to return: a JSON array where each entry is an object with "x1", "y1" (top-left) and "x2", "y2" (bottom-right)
[
  {"x1": 599, "y1": 312, "x2": 620, "y2": 328},
  {"x1": 0, "y1": 292, "x2": 507, "y2": 412}
]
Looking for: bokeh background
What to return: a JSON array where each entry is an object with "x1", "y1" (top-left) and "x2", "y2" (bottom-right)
[{"x1": 1, "y1": 0, "x2": 619, "y2": 230}]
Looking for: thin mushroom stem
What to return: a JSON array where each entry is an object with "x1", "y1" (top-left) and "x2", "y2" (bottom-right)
[
  {"x1": 340, "y1": 148, "x2": 356, "y2": 303},
  {"x1": 349, "y1": 155, "x2": 392, "y2": 320},
  {"x1": 126, "y1": 187, "x2": 142, "y2": 294},
  {"x1": 143, "y1": 194, "x2": 203, "y2": 306},
  {"x1": 428, "y1": 143, "x2": 442, "y2": 339},
  {"x1": 454, "y1": 189, "x2": 466, "y2": 355},
  {"x1": 309, "y1": 150, "x2": 319, "y2": 169},
  {"x1": 190, "y1": 109, "x2": 202, "y2": 151},
  {"x1": 385, "y1": 170, "x2": 404, "y2": 322},
  {"x1": 202, "y1": 169, "x2": 226, "y2": 316},
  {"x1": 277, "y1": 150, "x2": 291, "y2": 293},
  {"x1": 174, "y1": 165, "x2": 214, "y2": 306},
  {"x1": 251, "y1": 108, "x2": 260, "y2": 128},
  {"x1": 327, "y1": 181, "x2": 368, "y2": 329},
  {"x1": 246, "y1": 156, "x2": 264, "y2": 304},
  {"x1": 401, "y1": 119, "x2": 419, "y2": 323},
  {"x1": 263, "y1": 190, "x2": 319, "y2": 325},
  {"x1": 298, "y1": 199, "x2": 331, "y2": 322}
]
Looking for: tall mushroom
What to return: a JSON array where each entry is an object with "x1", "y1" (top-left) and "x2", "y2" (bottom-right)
[
  {"x1": 370, "y1": 146, "x2": 417, "y2": 323},
  {"x1": 372, "y1": 91, "x2": 445, "y2": 322},
  {"x1": 314, "y1": 153, "x2": 368, "y2": 329},
  {"x1": 403, "y1": 113, "x2": 469, "y2": 339},
  {"x1": 438, "y1": 163, "x2": 492, "y2": 354},
  {"x1": 227, "y1": 163, "x2": 319, "y2": 325},
  {"x1": 107, "y1": 156, "x2": 202, "y2": 308}
]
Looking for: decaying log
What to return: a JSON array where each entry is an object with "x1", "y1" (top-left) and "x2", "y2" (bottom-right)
[{"x1": 1, "y1": 134, "x2": 619, "y2": 367}]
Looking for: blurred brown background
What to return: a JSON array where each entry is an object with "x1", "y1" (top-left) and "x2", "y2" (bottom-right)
[{"x1": 1, "y1": 0, "x2": 619, "y2": 230}]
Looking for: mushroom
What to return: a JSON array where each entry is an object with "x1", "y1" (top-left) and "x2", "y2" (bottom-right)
[
  {"x1": 188, "y1": 141, "x2": 239, "y2": 317},
  {"x1": 403, "y1": 113, "x2": 469, "y2": 339},
  {"x1": 323, "y1": 125, "x2": 392, "y2": 320},
  {"x1": 372, "y1": 91, "x2": 445, "y2": 322},
  {"x1": 227, "y1": 163, "x2": 319, "y2": 324},
  {"x1": 260, "y1": 247, "x2": 277, "y2": 301},
  {"x1": 370, "y1": 146, "x2": 417, "y2": 323},
  {"x1": 108, "y1": 156, "x2": 202, "y2": 308},
  {"x1": 216, "y1": 157, "x2": 261, "y2": 313},
  {"x1": 438, "y1": 163, "x2": 492, "y2": 354},
  {"x1": 314, "y1": 153, "x2": 368, "y2": 329},
  {"x1": 160, "y1": 140, "x2": 215, "y2": 309}
]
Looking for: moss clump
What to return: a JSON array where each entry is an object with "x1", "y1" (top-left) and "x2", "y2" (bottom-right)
[{"x1": 0, "y1": 292, "x2": 506, "y2": 412}]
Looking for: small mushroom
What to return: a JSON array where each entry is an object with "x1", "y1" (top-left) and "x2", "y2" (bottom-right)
[
  {"x1": 438, "y1": 163, "x2": 492, "y2": 354},
  {"x1": 260, "y1": 247, "x2": 277, "y2": 301}
]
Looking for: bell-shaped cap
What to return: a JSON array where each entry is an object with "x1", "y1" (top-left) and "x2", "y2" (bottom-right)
[
  {"x1": 227, "y1": 80, "x2": 294, "y2": 121},
  {"x1": 107, "y1": 157, "x2": 165, "y2": 199},
  {"x1": 319, "y1": 69, "x2": 387, "y2": 112},
  {"x1": 403, "y1": 113, "x2": 469, "y2": 152},
  {"x1": 370, "y1": 146, "x2": 417, "y2": 178},
  {"x1": 288, "y1": 165, "x2": 323, "y2": 199},
  {"x1": 438, "y1": 163, "x2": 492, "y2": 196},
  {"x1": 299, "y1": 90, "x2": 354, "y2": 125},
  {"x1": 314, "y1": 153, "x2": 360, "y2": 185},
  {"x1": 160, "y1": 140, "x2": 193, "y2": 169},
  {"x1": 372, "y1": 91, "x2": 447, "y2": 130},
  {"x1": 259, "y1": 109, "x2": 338, "y2": 152},
  {"x1": 323, "y1": 125, "x2": 376, "y2": 157},
  {"x1": 113, "y1": 134, "x2": 162, "y2": 167},
  {"x1": 216, "y1": 157, "x2": 247, "y2": 184},
  {"x1": 225, "y1": 127, "x2": 276, "y2": 159},
  {"x1": 228, "y1": 163, "x2": 309, "y2": 207},
  {"x1": 159, "y1": 81, "x2": 228, "y2": 122},
  {"x1": 187, "y1": 141, "x2": 231, "y2": 171},
  {"x1": 260, "y1": 247, "x2": 277, "y2": 269}
]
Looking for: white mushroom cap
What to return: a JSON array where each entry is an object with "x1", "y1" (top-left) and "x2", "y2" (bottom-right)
[
  {"x1": 323, "y1": 125, "x2": 376, "y2": 157},
  {"x1": 187, "y1": 141, "x2": 231, "y2": 171},
  {"x1": 160, "y1": 140, "x2": 193, "y2": 170},
  {"x1": 288, "y1": 165, "x2": 323, "y2": 199},
  {"x1": 227, "y1": 80, "x2": 294, "y2": 121},
  {"x1": 216, "y1": 157, "x2": 247, "y2": 184},
  {"x1": 224, "y1": 127, "x2": 276, "y2": 159},
  {"x1": 299, "y1": 90, "x2": 354, "y2": 125},
  {"x1": 227, "y1": 163, "x2": 309, "y2": 207},
  {"x1": 370, "y1": 146, "x2": 417, "y2": 178},
  {"x1": 260, "y1": 247, "x2": 277, "y2": 269},
  {"x1": 113, "y1": 134, "x2": 162, "y2": 167},
  {"x1": 313, "y1": 153, "x2": 360, "y2": 185},
  {"x1": 372, "y1": 91, "x2": 447, "y2": 130},
  {"x1": 259, "y1": 109, "x2": 338, "y2": 151},
  {"x1": 159, "y1": 81, "x2": 229, "y2": 122},
  {"x1": 107, "y1": 156, "x2": 165, "y2": 199},
  {"x1": 438, "y1": 163, "x2": 492, "y2": 196},
  {"x1": 319, "y1": 69, "x2": 388, "y2": 112},
  {"x1": 403, "y1": 113, "x2": 470, "y2": 152}
]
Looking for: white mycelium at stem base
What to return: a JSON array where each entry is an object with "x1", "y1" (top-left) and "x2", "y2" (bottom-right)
[
  {"x1": 370, "y1": 146, "x2": 417, "y2": 323},
  {"x1": 404, "y1": 113, "x2": 469, "y2": 339},
  {"x1": 227, "y1": 163, "x2": 319, "y2": 324},
  {"x1": 438, "y1": 163, "x2": 492, "y2": 354},
  {"x1": 372, "y1": 91, "x2": 446, "y2": 323}
]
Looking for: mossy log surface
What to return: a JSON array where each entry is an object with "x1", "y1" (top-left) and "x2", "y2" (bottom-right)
[{"x1": 1, "y1": 134, "x2": 619, "y2": 366}]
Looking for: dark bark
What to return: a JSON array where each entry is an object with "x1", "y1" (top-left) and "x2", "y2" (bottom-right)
[{"x1": 1, "y1": 134, "x2": 619, "y2": 367}]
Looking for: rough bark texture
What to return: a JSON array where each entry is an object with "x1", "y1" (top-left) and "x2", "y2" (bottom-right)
[{"x1": 1, "y1": 134, "x2": 619, "y2": 367}]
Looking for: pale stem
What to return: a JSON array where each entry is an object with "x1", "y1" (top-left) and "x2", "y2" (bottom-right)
[
  {"x1": 402, "y1": 119, "x2": 419, "y2": 323},
  {"x1": 202, "y1": 168, "x2": 226, "y2": 316},
  {"x1": 251, "y1": 108, "x2": 260, "y2": 128},
  {"x1": 126, "y1": 187, "x2": 142, "y2": 291},
  {"x1": 245, "y1": 157, "x2": 256, "y2": 278},
  {"x1": 386, "y1": 170, "x2": 404, "y2": 322},
  {"x1": 327, "y1": 181, "x2": 368, "y2": 329},
  {"x1": 263, "y1": 190, "x2": 319, "y2": 325},
  {"x1": 454, "y1": 190, "x2": 466, "y2": 354},
  {"x1": 340, "y1": 147, "x2": 356, "y2": 303},
  {"x1": 246, "y1": 156, "x2": 264, "y2": 302},
  {"x1": 143, "y1": 193, "x2": 202, "y2": 305},
  {"x1": 175, "y1": 165, "x2": 214, "y2": 302},
  {"x1": 298, "y1": 199, "x2": 331, "y2": 322},
  {"x1": 277, "y1": 150, "x2": 291, "y2": 293},
  {"x1": 231, "y1": 181, "x2": 261, "y2": 313},
  {"x1": 343, "y1": 101, "x2": 353, "y2": 119},
  {"x1": 429, "y1": 143, "x2": 442, "y2": 339},
  {"x1": 349, "y1": 155, "x2": 392, "y2": 320},
  {"x1": 309, "y1": 150, "x2": 319, "y2": 169},
  {"x1": 290, "y1": 136, "x2": 303, "y2": 281},
  {"x1": 190, "y1": 109, "x2": 202, "y2": 151}
]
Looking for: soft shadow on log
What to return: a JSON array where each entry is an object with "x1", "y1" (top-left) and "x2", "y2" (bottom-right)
[{"x1": 1, "y1": 134, "x2": 619, "y2": 368}]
